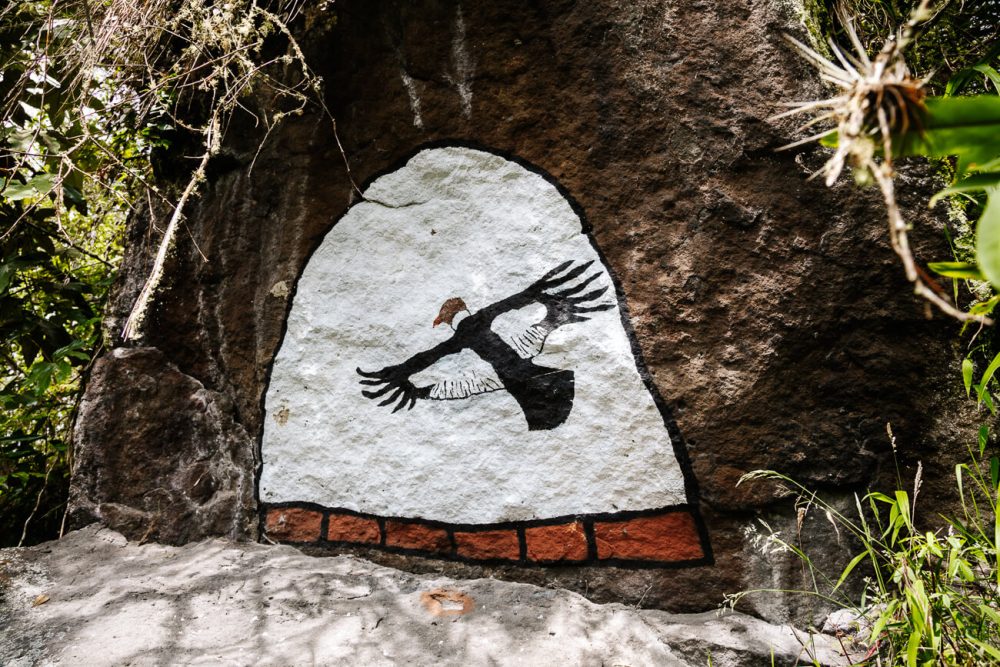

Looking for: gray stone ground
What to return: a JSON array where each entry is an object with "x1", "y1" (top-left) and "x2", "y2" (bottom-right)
[{"x1": 0, "y1": 526, "x2": 853, "y2": 666}]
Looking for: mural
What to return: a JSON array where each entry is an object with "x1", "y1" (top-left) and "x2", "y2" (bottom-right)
[
  {"x1": 358, "y1": 260, "x2": 614, "y2": 430},
  {"x1": 260, "y1": 145, "x2": 710, "y2": 566}
]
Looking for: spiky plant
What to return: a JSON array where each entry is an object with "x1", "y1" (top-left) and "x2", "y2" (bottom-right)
[{"x1": 775, "y1": 1, "x2": 993, "y2": 325}]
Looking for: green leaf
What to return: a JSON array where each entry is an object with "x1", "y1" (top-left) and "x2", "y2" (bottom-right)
[
  {"x1": 25, "y1": 362, "x2": 54, "y2": 396},
  {"x1": 979, "y1": 425, "x2": 990, "y2": 456},
  {"x1": 895, "y1": 491, "x2": 911, "y2": 528},
  {"x1": 948, "y1": 64, "x2": 1000, "y2": 96},
  {"x1": 972, "y1": 64, "x2": 1000, "y2": 95},
  {"x1": 31, "y1": 173, "x2": 56, "y2": 193},
  {"x1": 906, "y1": 629, "x2": 921, "y2": 667},
  {"x1": 62, "y1": 183, "x2": 85, "y2": 211},
  {"x1": 1, "y1": 174, "x2": 57, "y2": 201},
  {"x1": 927, "y1": 261, "x2": 986, "y2": 281},
  {"x1": 969, "y1": 294, "x2": 1000, "y2": 316},
  {"x1": 963, "y1": 358, "x2": 975, "y2": 397},
  {"x1": 929, "y1": 173, "x2": 1000, "y2": 207},
  {"x1": 978, "y1": 189, "x2": 1000, "y2": 289},
  {"x1": 956, "y1": 464, "x2": 965, "y2": 505},
  {"x1": 2, "y1": 180, "x2": 37, "y2": 201},
  {"x1": 834, "y1": 551, "x2": 869, "y2": 592},
  {"x1": 976, "y1": 350, "x2": 1000, "y2": 404},
  {"x1": 982, "y1": 387, "x2": 997, "y2": 414},
  {"x1": 897, "y1": 96, "x2": 1000, "y2": 174},
  {"x1": 869, "y1": 602, "x2": 895, "y2": 644},
  {"x1": 968, "y1": 637, "x2": 1000, "y2": 661},
  {"x1": 0, "y1": 264, "x2": 13, "y2": 295},
  {"x1": 996, "y1": 495, "x2": 1000, "y2": 590}
]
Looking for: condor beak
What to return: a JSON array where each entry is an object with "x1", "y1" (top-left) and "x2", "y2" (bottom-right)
[{"x1": 432, "y1": 316, "x2": 443, "y2": 328}]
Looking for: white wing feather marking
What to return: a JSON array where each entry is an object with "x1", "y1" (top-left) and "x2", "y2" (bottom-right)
[
  {"x1": 505, "y1": 324, "x2": 548, "y2": 359},
  {"x1": 491, "y1": 303, "x2": 548, "y2": 359},
  {"x1": 428, "y1": 371, "x2": 505, "y2": 400},
  {"x1": 409, "y1": 348, "x2": 505, "y2": 400}
]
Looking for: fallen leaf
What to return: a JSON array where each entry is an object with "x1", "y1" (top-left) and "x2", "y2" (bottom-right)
[{"x1": 32, "y1": 594, "x2": 49, "y2": 607}]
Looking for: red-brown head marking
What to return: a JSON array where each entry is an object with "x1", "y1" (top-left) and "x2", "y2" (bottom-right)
[{"x1": 433, "y1": 297, "x2": 468, "y2": 327}]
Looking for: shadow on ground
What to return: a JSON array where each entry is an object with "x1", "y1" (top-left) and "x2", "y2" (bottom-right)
[{"x1": 0, "y1": 526, "x2": 851, "y2": 666}]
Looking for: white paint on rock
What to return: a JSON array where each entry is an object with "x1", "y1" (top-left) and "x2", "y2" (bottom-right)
[
  {"x1": 260, "y1": 145, "x2": 689, "y2": 524},
  {"x1": 399, "y1": 70, "x2": 425, "y2": 129},
  {"x1": 449, "y1": 6, "x2": 474, "y2": 118}
]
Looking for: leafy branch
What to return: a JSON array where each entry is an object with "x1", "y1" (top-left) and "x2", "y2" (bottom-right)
[{"x1": 0, "y1": 0, "x2": 332, "y2": 544}]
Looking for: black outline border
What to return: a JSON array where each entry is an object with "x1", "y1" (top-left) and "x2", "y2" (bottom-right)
[{"x1": 255, "y1": 140, "x2": 714, "y2": 569}]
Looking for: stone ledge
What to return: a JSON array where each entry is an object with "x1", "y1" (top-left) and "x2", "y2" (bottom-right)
[{"x1": 0, "y1": 525, "x2": 853, "y2": 666}]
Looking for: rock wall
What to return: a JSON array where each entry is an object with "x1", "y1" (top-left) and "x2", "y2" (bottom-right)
[{"x1": 69, "y1": 0, "x2": 978, "y2": 620}]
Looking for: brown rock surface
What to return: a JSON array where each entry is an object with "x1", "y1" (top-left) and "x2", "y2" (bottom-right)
[
  {"x1": 70, "y1": 0, "x2": 981, "y2": 620},
  {"x1": 69, "y1": 348, "x2": 254, "y2": 544}
]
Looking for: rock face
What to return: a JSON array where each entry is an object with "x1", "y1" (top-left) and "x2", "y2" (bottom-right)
[
  {"x1": 70, "y1": 0, "x2": 979, "y2": 620},
  {"x1": 69, "y1": 348, "x2": 254, "y2": 544}
]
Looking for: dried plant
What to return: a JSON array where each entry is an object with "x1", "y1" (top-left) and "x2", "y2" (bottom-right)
[
  {"x1": 0, "y1": 0, "x2": 330, "y2": 543},
  {"x1": 774, "y1": 1, "x2": 994, "y2": 326},
  {"x1": 1, "y1": 0, "x2": 330, "y2": 340}
]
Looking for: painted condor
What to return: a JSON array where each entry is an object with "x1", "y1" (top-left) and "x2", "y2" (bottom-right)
[{"x1": 356, "y1": 260, "x2": 615, "y2": 431}]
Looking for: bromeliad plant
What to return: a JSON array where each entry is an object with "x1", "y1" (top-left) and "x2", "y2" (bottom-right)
[
  {"x1": 775, "y1": 0, "x2": 1000, "y2": 326},
  {"x1": 731, "y1": 424, "x2": 1000, "y2": 666}
]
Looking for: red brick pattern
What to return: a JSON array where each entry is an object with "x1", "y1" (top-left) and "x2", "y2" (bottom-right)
[
  {"x1": 327, "y1": 513, "x2": 381, "y2": 544},
  {"x1": 454, "y1": 529, "x2": 521, "y2": 561},
  {"x1": 593, "y1": 512, "x2": 704, "y2": 562},
  {"x1": 265, "y1": 508, "x2": 323, "y2": 542},
  {"x1": 385, "y1": 520, "x2": 450, "y2": 553},
  {"x1": 264, "y1": 504, "x2": 707, "y2": 566},
  {"x1": 524, "y1": 522, "x2": 588, "y2": 562}
]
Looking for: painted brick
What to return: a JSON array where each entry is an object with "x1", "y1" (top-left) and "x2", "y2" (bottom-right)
[
  {"x1": 454, "y1": 529, "x2": 520, "y2": 561},
  {"x1": 385, "y1": 521, "x2": 451, "y2": 553},
  {"x1": 524, "y1": 522, "x2": 588, "y2": 562},
  {"x1": 327, "y1": 513, "x2": 381, "y2": 545},
  {"x1": 594, "y1": 512, "x2": 704, "y2": 562},
  {"x1": 265, "y1": 508, "x2": 322, "y2": 543}
]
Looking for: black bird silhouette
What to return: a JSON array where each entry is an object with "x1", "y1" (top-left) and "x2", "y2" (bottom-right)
[{"x1": 356, "y1": 260, "x2": 615, "y2": 430}]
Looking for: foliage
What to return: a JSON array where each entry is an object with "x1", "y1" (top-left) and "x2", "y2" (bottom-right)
[
  {"x1": 781, "y1": 1, "x2": 1000, "y2": 428},
  {"x1": 739, "y1": 4, "x2": 1000, "y2": 663},
  {"x1": 0, "y1": 0, "x2": 325, "y2": 545},
  {"x1": 816, "y1": 0, "x2": 999, "y2": 96},
  {"x1": 892, "y1": 97, "x2": 1000, "y2": 297},
  {"x1": 0, "y1": 2, "x2": 132, "y2": 546},
  {"x1": 732, "y1": 422, "x2": 1000, "y2": 665},
  {"x1": 781, "y1": 0, "x2": 1000, "y2": 325}
]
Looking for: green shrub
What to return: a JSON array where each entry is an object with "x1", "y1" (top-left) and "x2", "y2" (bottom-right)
[
  {"x1": 0, "y1": 0, "x2": 322, "y2": 546},
  {"x1": 733, "y1": 422, "x2": 999, "y2": 666}
]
